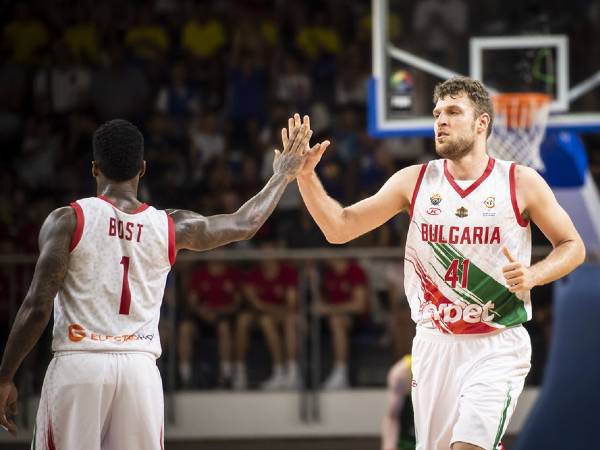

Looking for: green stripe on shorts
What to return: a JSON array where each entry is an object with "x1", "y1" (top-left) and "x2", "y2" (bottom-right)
[{"x1": 493, "y1": 383, "x2": 512, "y2": 449}]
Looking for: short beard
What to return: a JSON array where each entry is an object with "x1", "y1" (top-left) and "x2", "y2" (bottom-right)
[{"x1": 435, "y1": 123, "x2": 476, "y2": 160}]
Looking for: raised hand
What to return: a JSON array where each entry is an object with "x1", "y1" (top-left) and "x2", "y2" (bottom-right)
[
  {"x1": 502, "y1": 246, "x2": 538, "y2": 293},
  {"x1": 273, "y1": 119, "x2": 312, "y2": 182},
  {"x1": 282, "y1": 113, "x2": 330, "y2": 178}
]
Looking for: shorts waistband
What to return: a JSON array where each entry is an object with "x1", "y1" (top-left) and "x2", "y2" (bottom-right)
[{"x1": 415, "y1": 325, "x2": 523, "y2": 342}]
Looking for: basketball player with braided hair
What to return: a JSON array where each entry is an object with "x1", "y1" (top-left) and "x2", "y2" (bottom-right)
[
  {"x1": 294, "y1": 76, "x2": 585, "y2": 450},
  {"x1": 0, "y1": 118, "x2": 312, "y2": 449}
]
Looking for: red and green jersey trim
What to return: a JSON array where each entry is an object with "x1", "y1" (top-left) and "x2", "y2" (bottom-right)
[
  {"x1": 406, "y1": 241, "x2": 528, "y2": 334},
  {"x1": 429, "y1": 242, "x2": 528, "y2": 327}
]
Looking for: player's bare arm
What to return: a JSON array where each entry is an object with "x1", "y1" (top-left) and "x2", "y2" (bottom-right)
[
  {"x1": 0, "y1": 207, "x2": 75, "y2": 435},
  {"x1": 169, "y1": 124, "x2": 312, "y2": 252},
  {"x1": 502, "y1": 165, "x2": 586, "y2": 292},
  {"x1": 293, "y1": 112, "x2": 423, "y2": 243}
]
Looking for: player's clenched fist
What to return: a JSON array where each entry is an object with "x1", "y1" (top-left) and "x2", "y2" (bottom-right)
[{"x1": 502, "y1": 246, "x2": 538, "y2": 293}]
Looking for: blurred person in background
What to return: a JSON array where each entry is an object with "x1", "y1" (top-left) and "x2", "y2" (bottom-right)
[
  {"x1": 178, "y1": 261, "x2": 242, "y2": 388},
  {"x1": 315, "y1": 257, "x2": 368, "y2": 389},
  {"x1": 234, "y1": 241, "x2": 300, "y2": 390},
  {"x1": 381, "y1": 354, "x2": 416, "y2": 450}
]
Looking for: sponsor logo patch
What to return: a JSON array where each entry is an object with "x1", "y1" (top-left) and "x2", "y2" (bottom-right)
[
  {"x1": 68, "y1": 324, "x2": 86, "y2": 342},
  {"x1": 427, "y1": 207, "x2": 441, "y2": 215},
  {"x1": 67, "y1": 324, "x2": 155, "y2": 343},
  {"x1": 484, "y1": 196, "x2": 495, "y2": 208},
  {"x1": 455, "y1": 206, "x2": 468, "y2": 218},
  {"x1": 430, "y1": 193, "x2": 442, "y2": 205}
]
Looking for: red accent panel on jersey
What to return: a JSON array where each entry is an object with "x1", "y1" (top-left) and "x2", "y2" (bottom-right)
[
  {"x1": 167, "y1": 213, "x2": 176, "y2": 265},
  {"x1": 47, "y1": 418, "x2": 57, "y2": 450},
  {"x1": 69, "y1": 201, "x2": 84, "y2": 252},
  {"x1": 98, "y1": 195, "x2": 149, "y2": 214},
  {"x1": 510, "y1": 163, "x2": 529, "y2": 227},
  {"x1": 444, "y1": 157, "x2": 495, "y2": 198},
  {"x1": 409, "y1": 163, "x2": 428, "y2": 218}
]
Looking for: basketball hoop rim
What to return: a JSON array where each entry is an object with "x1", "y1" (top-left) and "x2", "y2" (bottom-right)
[{"x1": 492, "y1": 92, "x2": 552, "y2": 108}]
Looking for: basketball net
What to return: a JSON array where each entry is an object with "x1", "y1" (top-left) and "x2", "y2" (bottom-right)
[{"x1": 487, "y1": 93, "x2": 552, "y2": 169}]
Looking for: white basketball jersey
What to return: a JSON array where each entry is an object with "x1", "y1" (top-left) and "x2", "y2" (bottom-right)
[
  {"x1": 53, "y1": 196, "x2": 176, "y2": 357},
  {"x1": 404, "y1": 158, "x2": 532, "y2": 335}
]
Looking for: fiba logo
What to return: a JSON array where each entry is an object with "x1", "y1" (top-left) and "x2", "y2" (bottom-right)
[
  {"x1": 389, "y1": 70, "x2": 413, "y2": 94},
  {"x1": 68, "y1": 324, "x2": 86, "y2": 342}
]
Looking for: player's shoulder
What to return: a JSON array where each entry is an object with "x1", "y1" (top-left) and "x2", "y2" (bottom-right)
[
  {"x1": 45, "y1": 206, "x2": 77, "y2": 229},
  {"x1": 386, "y1": 162, "x2": 430, "y2": 191},
  {"x1": 38, "y1": 206, "x2": 77, "y2": 243},
  {"x1": 513, "y1": 163, "x2": 540, "y2": 179},
  {"x1": 512, "y1": 163, "x2": 548, "y2": 192}
]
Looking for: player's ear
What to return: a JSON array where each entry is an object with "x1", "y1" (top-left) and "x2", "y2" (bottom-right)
[
  {"x1": 478, "y1": 113, "x2": 491, "y2": 135},
  {"x1": 91, "y1": 161, "x2": 100, "y2": 178},
  {"x1": 139, "y1": 161, "x2": 146, "y2": 179}
]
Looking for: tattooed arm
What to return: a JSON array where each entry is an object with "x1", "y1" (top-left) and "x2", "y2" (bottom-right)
[
  {"x1": 0, "y1": 207, "x2": 74, "y2": 435},
  {"x1": 170, "y1": 122, "x2": 312, "y2": 252}
]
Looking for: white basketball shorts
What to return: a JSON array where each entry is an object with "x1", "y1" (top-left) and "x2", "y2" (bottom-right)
[
  {"x1": 411, "y1": 325, "x2": 531, "y2": 450},
  {"x1": 33, "y1": 352, "x2": 164, "y2": 450}
]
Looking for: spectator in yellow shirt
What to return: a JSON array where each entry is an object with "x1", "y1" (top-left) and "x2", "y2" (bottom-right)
[
  {"x1": 64, "y1": 5, "x2": 100, "y2": 64},
  {"x1": 125, "y1": 8, "x2": 170, "y2": 62},
  {"x1": 4, "y1": 4, "x2": 48, "y2": 65},
  {"x1": 181, "y1": 7, "x2": 226, "y2": 59}
]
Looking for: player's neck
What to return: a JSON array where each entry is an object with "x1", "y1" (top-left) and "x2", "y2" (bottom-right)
[
  {"x1": 97, "y1": 181, "x2": 141, "y2": 208},
  {"x1": 445, "y1": 147, "x2": 490, "y2": 180}
]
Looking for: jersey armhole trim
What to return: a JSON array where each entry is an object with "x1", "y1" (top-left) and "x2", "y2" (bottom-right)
[
  {"x1": 167, "y1": 212, "x2": 176, "y2": 265},
  {"x1": 510, "y1": 163, "x2": 529, "y2": 228},
  {"x1": 409, "y1": 163, "x2": 428, "y2": 218},
  {"x1": 69, "y1": 202, "x2": 84, "y2": 252}
]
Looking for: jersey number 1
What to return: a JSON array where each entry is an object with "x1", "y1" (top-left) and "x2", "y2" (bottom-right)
[
  {"x1": 119, "y1": 256, "x2": 131, "y2": 315},
  {"x1": 444, "y1": 258, "x2": 470, "y2": 289}
]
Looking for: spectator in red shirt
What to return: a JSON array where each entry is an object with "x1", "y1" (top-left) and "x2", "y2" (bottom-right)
[
  {"x1": 234, "y1": 244, "x2": 300, "y2": 390},
  {"x1": 178, "y1": 261, "x2": 242, "y2": 388},
  {"x1": 315, "y1": 258, "x2": 368, "y2": 389}
]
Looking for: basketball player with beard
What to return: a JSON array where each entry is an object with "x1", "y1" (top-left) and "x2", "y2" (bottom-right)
[{"x1": 292, "y1": 77, "x2": 585, "y2": 450}]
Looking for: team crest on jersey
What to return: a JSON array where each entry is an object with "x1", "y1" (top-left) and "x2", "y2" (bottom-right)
[
  {"x1": 484, "y1": 196, "x2": 495, "y2": 208},
  {"x1": 455, "y1": 206, "x2": 468, "y2": 218},
  {"x1": 430, "y1": 193, "x2": 442, "y2": 205}
]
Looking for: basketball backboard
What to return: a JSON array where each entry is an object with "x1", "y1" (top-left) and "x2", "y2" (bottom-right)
[{"x1": 369, "y1": 0, "x2": 600, "y2": 137}]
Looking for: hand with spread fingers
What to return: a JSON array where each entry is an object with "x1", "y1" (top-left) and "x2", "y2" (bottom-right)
[
  {"x1": 282, "y1": 113, "x2": 330, "y2": 178},
  {"x1": 502, "y1": 246, "x2": 538, "y2": 293},
  {"x1": 0, "y1": 380, "x2": 18, "y2": 437},
  {"x1": 273, "y1": 117, "x2": 313, "y2": 182}
]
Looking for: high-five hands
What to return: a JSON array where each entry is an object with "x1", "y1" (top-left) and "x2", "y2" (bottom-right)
[
  {"x1": 282, "y1": 113, "x2": 330, "y2": 177},
  {"x1": 502, "y1": 246, "x2": 538, "y2": 293},
  {"x1": 273, "y1": 117, "x2": 313, "y2": 182}
]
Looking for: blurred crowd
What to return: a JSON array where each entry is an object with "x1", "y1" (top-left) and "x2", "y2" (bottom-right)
[{"x1": 1, "y1": 0, "x2": 598, "y2": 391}]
